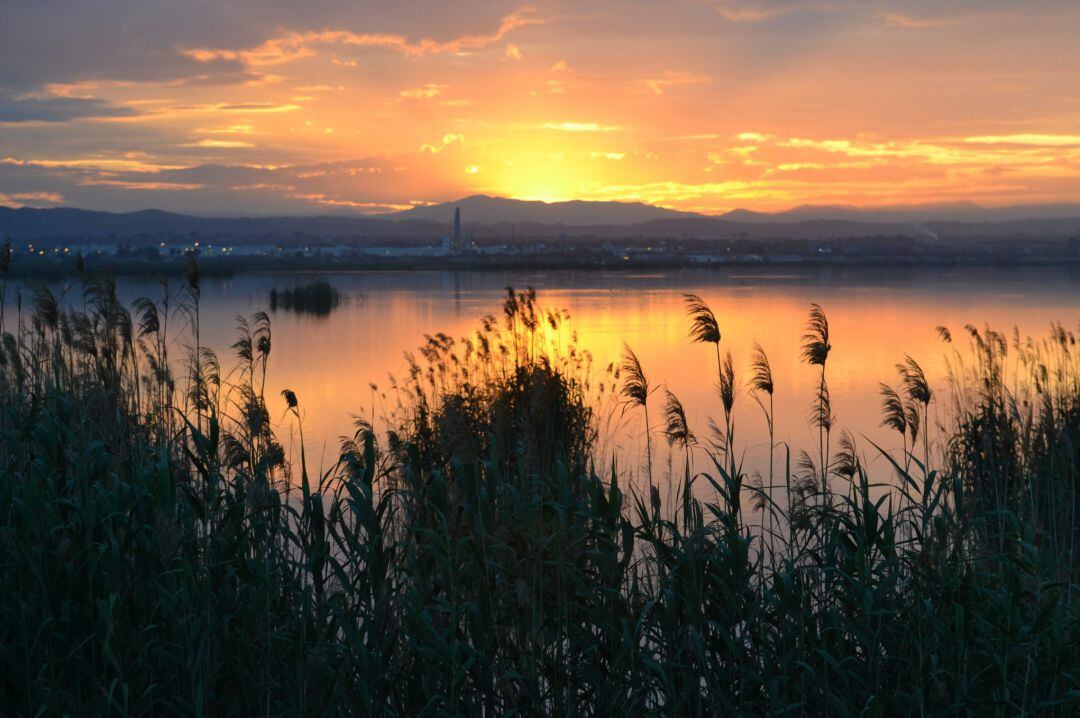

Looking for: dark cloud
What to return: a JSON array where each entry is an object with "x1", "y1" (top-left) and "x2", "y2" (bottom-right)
[
  {"x1": 0, "y1": 0, "x2": 527, "y2": 85},
  {"x1": 0, "y1": 94, "x2": 138, "y2": 123},
  {"x1": 0, "y1": 153, "x2": 471, "y2": 215}
]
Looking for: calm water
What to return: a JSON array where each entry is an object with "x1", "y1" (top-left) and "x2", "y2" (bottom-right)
[{"x1": 13, "y1": 266, "x2": 1080, "y2": 491}]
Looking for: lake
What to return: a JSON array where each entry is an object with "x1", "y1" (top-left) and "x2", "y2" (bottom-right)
[{"x1": 12, "y1": 265, "x2": 1079, "y2": 495}]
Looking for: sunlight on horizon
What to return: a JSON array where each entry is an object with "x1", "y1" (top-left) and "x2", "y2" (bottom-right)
[{"x1": 3, "y1": 1, "x2": 1080, "y2": 215}]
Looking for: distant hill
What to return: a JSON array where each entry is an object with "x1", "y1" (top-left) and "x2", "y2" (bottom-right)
[
  {"x1": 2, "y1": 200, "x2": 1079, "y2": 245},
  {"x1": 0, "y1": 206, "x2": 441, "y2": 240},
  {"x1": 383, "y1": 194, "x2": 703, "y2": 225},
  {"x1": 721, "y1": 201, "x2": 1080, "y2": 224}
]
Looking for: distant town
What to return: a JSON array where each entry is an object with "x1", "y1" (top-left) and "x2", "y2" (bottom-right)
[{"x1": 3, "y1": 197, "x2": 1080, "y2": 276}]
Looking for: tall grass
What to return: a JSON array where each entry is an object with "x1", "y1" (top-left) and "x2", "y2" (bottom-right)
[
  {"x1": 1, "y1": 270, "x2": 1079, "y2": 716},
  {"x1": 269, "y1": 279, "x2": 342, "y2": 316}
]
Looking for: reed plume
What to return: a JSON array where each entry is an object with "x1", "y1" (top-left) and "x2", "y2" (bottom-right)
[
  {"x1": 684, "y1": 293, "x2": 721, "y2": 345},
  {"x1": 802, "y1": 303, "x2": 833, "y2": 493},
  {"x1": 897, "y1": 355, "x2": 932, "y2": 469},
  {"x1": 621, "y1": 342, "x2": 653, "y2": 489},
  {"x1": 663, "y1": 388, "x2": 695, "y2": 480},
  {"x1": 749, "y1": 342, "x2": 776, "y2": 533}
]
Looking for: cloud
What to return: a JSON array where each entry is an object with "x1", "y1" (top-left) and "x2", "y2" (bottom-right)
[
  {"x1": 1, "y1": 156, "x2": 190, "y2": 172},
  {"x1": 0, "y1": 94, "x2": 139, "y2": 123},
  {"x1": 196, "y1": 124, "x2": 256, "y2": 134},
  {"x1": 218, "y1": 102, "x2": 302, "y2": 113},
  {"x1": 0, "y1": 191, "x2": 65, "y2": 207},
  {"x1": 183, "y1": 139, "x2": 256, "y2": 148},
  {"x1": 712, "y1": 0, "x2": 844, "y2": 23},
  {"x1": 0, "y1": 151, "x2": 477, "y2": 215},
  {"x1": 964, "y1": 134, "x2": 1080, "y2": 147},
  {"x1": 715, "y1": 1, "x2": 784, "y2": 23},
  {"x1": 542, "y1": 122, "x2": 623, "y2": 132},
  {"x1": 78, "y1": 179, "x2": 205, "y2": 191},
  {"x1": 286, "y1": 193, "x2": 413, "y2": 211},
  {"x1": 182, "y1": 8, "x2": 546, "y2": 66},
  {"x1": 881, "y1": 12, "x2": 950, "y2": 29},
  {"x1": 505, "y1": 43, "x2": 523, "y2": 60},
  {"x1": 672, "y1": 134, "x2": 721, "y2": 141},
  {"x1": 400, "y1": 83, "x2": 448, "y2": 99},
  {"x1": 636, "y1": 71, "x2": 710, "y2": 95},
  {"x1": 778, "y1": 135, "x2": 1067, "y2": 166},
  {"x1": 420, "y1": 133, "x2": 465, "y2": 153}
]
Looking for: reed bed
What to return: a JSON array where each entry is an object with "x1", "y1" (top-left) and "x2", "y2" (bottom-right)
[
  {"x1": 269, "y1": 279, "x2": 342, "y2": 316},
  {"x1": 1, "y1": 265, "x2": 1079, "y2": 716}
]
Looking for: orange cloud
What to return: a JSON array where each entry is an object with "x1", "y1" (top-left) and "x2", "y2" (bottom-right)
[
  {"x1": 881, "y1": 12, "x2": 950, "y2": 29},
  {"x1": 420, "y1": 133, "x2": 465, "y2": 153},
  {"x1": 542, "y1": 122, "x2": 623, "y2": 132},
  {"x1": 2, "y1": 156, "x2": 190, "y2": 172},
  {"x1": 636, "y1": 71, "x2": 710, "y2": 95},
  {"x1": 184, "y1": 139, "x2": 256, "y2": 148},
  {"x1": 183, "y1": 8, "x2": 546, "y2": 66},
  {"x1": 964, "y1": 134, "x2": 1080, "y2": 147},
  {"x1": 400, "y1": 84, "x2": 448, "y2": 100},
  {"x1": 0, "y1": 191, "x2": 65, "y2": 206},
  {"x1": 78, "y1": 179, "x2": 204, "y2": 191},
  {"x1": 715, "y1": 1, "x2": 785, "y2": 23}
]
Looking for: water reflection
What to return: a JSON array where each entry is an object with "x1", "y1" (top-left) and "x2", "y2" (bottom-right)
[
  {"x1": 268, "y1": 279, "x2": 344, "y2": 317},
  {"x1": 11, "y1": 266, "x2": 1080, "y2": 491}
]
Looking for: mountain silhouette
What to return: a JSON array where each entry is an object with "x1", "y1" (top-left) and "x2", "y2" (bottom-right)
[
  {"x1": 3, "y1": 199, "x2": 1080, "y2": 245},
  {"x1": 721, "y1": 201, "x2": 1080, "y2": 223},
  {"x1": 383, "y1": 194, "x2": 703, "y2": 225}
]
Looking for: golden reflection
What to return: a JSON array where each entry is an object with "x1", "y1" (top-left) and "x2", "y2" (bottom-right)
[{"x1": 167, "y1": 269, "x2": 1080, "y2": 484}]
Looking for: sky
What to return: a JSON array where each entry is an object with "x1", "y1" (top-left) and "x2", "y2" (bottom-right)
[{"x1": 2, "y1": 0, "x2": 1080, "y2": 216}]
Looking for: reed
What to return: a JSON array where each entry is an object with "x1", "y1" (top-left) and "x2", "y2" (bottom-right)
[
  {"x1": 620, "y1": 341, "x2": 655, "y2": 499},
  {"x1": 269, "y1": 279, "x2": 342, "y2": 316},
  {"x1": 1, "y1": 273, "x2": 1079, "y2": 716}
]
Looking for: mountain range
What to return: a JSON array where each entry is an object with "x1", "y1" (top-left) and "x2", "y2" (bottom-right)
[
  {"x1": 719, "y1": 201, "x2": 1080, "y2": 224},
  {"x1": 384, "y1": 195, "x2": 1080, "y2": 225},
  {"x1": 2, "y1": 196, "x2": 1080, "y2": 244},
  {"x1": 384, "y1": 195, "x2": 700, "y2": 224}
]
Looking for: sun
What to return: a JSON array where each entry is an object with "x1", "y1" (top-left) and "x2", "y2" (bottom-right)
[{"x1": 475, "y1": 136, "x2": 606, "y2": 203}]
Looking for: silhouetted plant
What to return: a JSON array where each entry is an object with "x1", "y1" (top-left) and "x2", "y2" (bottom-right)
[
  {"x1": 802, "y1": 303, "x2": 832, "y2": 494},
  {"x1": 663, "y1": 388, "x2": 695, "y2": 480},
  {"x1": 269, "y1": 279, "x2": 341, "y2": 316},
  {"x1": 897, "y1": 354, "x2": 932, "y2": 470},
  {"x1": 879, "y1": 382, "x2": 910, "y2": 473},
  {"x1": 0, "y1": 279, "x2": 1078, "y2": 716},
  {"x1": 621, "y1": 342, "x2": 653, "y2": 489}
]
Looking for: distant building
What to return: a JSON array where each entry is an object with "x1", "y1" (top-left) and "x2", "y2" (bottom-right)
[{"x1": 445, "y1": 206, "x2": 476, "y2": 255}]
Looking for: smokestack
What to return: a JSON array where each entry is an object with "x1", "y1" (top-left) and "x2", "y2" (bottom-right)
[{"x1": 454, "y1": 206, "x2": 461, "y2": 249}]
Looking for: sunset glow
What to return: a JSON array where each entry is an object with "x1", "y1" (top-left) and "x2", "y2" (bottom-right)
[{"x1": 3, "y1": 1, "x2": 1080, "y2": 214}]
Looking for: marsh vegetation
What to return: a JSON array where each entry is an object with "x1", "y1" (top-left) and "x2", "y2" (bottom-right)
[
  {"x1": 269, "y1": 279, "x2": 343, "y2": 316},
  {"x1": 1, "y1": 259, "x2": 1079, "y2": 715}
]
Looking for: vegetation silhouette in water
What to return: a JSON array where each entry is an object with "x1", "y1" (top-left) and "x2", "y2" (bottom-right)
[
  {"x1": 269, "y1": 279, "x2": 342, "y2": 316},
  {"x1": 1, "y1": 255, "x2": 1079, "y2": 715}
]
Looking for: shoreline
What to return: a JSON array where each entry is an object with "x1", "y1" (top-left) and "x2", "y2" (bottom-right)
[{"x1": 6, "y1": 250, "x2": 1080, "y2": 279}]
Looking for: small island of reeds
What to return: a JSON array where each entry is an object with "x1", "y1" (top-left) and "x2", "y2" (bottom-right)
[{"x1": 269, "y1": 278, "x2": 342, "y2": 316}]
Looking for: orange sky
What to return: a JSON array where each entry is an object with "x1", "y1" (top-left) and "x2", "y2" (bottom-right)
[{"x1": 2, "y1": 1, "x2": 1080, "y2": 215}]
